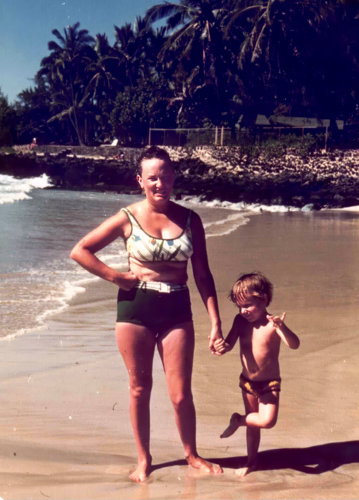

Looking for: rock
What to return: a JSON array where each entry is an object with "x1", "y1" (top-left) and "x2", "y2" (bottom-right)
[
  {"x1": 342, "y1": 196, "x2": 359, "y2": 207},
  {"x1": 3, "y1": 145, "x2": 359, "y2": 209}
]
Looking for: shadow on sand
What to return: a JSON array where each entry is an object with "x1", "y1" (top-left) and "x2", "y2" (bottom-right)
[{"x1": 152, "y1": 441, "x2": 359, "y2": 475}]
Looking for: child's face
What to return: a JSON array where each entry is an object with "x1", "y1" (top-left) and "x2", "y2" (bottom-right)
[{"x1": 236, "y1": 295, "x2": 267, "y2": 323}]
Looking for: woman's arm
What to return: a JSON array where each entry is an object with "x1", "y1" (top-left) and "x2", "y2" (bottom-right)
[
  {"x1": 214, "y1": 314, "x2": 241, "y2": 354},
  {"x1": 190, "y1": 211, "x2": 223, "y2": 353},
  {"x1": 70, "y1": 210, "x2": 137, "y2": 290}
]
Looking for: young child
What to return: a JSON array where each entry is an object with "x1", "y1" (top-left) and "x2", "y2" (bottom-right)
[{"x1": 214, "y1": 272, "x2": 300, "y2": 477}]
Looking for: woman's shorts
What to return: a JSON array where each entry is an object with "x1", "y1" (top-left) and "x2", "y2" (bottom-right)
[{"x1": 117, "y1": 284, "x2": 192, "y2": 335}]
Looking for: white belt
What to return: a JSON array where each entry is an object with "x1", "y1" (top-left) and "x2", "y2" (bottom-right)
[{"x1": 135, "y1": 281, "x2": 187, "y2": 294}]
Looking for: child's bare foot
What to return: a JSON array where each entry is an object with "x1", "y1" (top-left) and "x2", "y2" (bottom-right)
[
  {"x1": 220, "y1": 412, "x2": 242, "y2": 438},
  {"x1": 235, "y1": 462, "x2": 256, "y2": 478},
  {"x1": 129, "y1": 457, "x2": 152, "y2": 482},
  {"x1": 186, "y1": 454, "x2": 223, "y2": 475}
]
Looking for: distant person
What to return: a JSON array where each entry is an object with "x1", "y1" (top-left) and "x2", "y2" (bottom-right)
[
  {"x1": 214, "y1": 272, "x2": 300, "y2": 477},
  {"x1": 70, "y1": 146, "x2": 223, "y2": 482},
  {"x1": 29, "y1": 138, "x2": 37, "y2": 151}
]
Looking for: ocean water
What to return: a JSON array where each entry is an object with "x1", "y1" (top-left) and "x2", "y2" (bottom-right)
[
  {"x1": 0, "y1": 174, "x2": 252, "y2": 340},
  {"x1": 3, "y1": 172, "x2": 357, "y2": 342}
]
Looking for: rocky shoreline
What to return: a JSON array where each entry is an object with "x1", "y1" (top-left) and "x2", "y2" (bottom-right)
[{"x1": 1, "y1": 145, "x2": 359, "y2": 208}]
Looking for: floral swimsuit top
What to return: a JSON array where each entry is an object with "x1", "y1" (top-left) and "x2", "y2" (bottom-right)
[{"x1": 122, "y1": 208, "x2": 194, "y2": 262}]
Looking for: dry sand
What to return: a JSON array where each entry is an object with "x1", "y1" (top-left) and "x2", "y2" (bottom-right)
[{"x1": 1, "y1": 210, "x2": 359, "y2": 499}]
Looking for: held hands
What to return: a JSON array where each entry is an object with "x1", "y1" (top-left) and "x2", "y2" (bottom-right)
[
  {"x1": 208, "y1": 326, "x2": 224, "y2": 356},
  {"x1": 213, "y1": 338, "x2": 231, "y2": 355}
]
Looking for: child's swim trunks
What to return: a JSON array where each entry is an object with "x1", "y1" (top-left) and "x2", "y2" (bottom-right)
[{"x1": 239, "y1": 373, "x2": 281, "y2": 398}]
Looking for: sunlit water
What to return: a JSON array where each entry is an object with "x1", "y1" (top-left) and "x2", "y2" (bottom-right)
[{"x1": 0, "y1": 174, "x2": 254, "y2": 339}]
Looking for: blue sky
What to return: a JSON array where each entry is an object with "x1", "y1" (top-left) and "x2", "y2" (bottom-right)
[{"x1": 0, "y1": 0, "x2": 160, "y2": 103}]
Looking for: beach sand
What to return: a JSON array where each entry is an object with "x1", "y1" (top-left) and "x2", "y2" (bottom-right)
[{"x1": 2, "y1": 210, "x2": 359, "y2": 499}]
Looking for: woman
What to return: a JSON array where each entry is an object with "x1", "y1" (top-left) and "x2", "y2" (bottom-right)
[{"x1": 70, "y1": 146, "x2": 223, "y2": 481}]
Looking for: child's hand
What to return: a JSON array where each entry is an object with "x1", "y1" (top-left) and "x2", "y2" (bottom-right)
[
  {"x1": 267, "y1": 312, "x2": 286, "y2": 331},
  {"x1": 214, "y1": 338, "x2": 230, "y2": 355},
  {"x1": 267, "y1": 312, "x2": 300, "y2": 349}
]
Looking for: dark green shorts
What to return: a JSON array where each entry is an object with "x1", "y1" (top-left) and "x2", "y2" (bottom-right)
[{"x1": 117, "y1": 286, "x2": 192, "y2": 335}]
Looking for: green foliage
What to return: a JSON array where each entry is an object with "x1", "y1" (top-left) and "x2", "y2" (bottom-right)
[
  {"x1": 110, "y1": 75, "x2": 177, "y2": 146},
  {"x1": 111, "y1": 86, "x2": 151, "y2": 146},
  {"x1": 276, "y1": 133, "x2": 320, "y2": 157},
  {"x1": 255, "y1": 133, "x2": 320, "y2": 160},
  {"x1": 0, "y1": 90, "x2": 16, "y2": 146},
  {"x1": 7, "y1": 1, "x2": 359, "y2": 146}
]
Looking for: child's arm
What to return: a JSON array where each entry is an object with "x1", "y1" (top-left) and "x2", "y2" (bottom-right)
[
  {"x1": 214, "y1": 315, "x2": 241, "y2": 354},
  {"x1": 267, "y1": 312, "x2": 300, "y2": 349}
]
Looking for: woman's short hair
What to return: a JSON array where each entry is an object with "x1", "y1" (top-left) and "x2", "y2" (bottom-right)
[
  {"x1": 137, "y1": 146, "x2": 172, "y2": 174},
  {"x1": 229, "y1": 272, "x2": 273, "y2": 306}
]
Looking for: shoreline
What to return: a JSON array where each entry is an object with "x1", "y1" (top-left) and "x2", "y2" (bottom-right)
[
  {"x1": 1, "y1": 145, "x2": 359, "y2": 209},
  {"x1": 1, "y1": 210, "x2": 359, "y2": 498}
]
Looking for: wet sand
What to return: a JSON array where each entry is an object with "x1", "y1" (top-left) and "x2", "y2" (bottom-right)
[{"x1": 2, "y1": 210, "x2": 359, "y2": 499}]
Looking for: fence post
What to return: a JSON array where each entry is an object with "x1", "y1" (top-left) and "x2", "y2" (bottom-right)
[
  {"x1": 221, "y1": 126, "x2": 224, "y2": 146},
  {"x1": 215, "y1": 127, "x2": 218, "y2": 145},
  {"x1": 325, "y1": 126, "x2": 328, "y2": 151},
  {"x1": 148, "y1": 128, "x2": 151, "y2": 146}
]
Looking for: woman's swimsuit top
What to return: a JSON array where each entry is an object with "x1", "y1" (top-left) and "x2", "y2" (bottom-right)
[{"x1": 122, "y1": 207, "x2": 194, "y2": 262}]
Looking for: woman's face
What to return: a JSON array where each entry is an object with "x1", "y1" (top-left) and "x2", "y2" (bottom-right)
[{"x1": 137, "y1": 157, "x2": 175, "y2": 204}]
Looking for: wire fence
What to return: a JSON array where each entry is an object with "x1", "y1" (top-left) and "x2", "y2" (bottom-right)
[
  {"x1": 148, "y1": 127, "x2": 233, "y2": 147},
  {"x1": 148, "y1": 125, "x2": 330, "y2": 149}
]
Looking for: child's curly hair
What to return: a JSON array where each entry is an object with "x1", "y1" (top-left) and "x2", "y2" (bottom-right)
[{"x1": 229, "y1": 272, "x2": 273, "y2": 306}]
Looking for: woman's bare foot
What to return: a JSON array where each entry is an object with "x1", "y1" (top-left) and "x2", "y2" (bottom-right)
[
  {"x1": 186, "y1": 454, "x2": 223, "y2": 475},
  {"x1": 235, "y1": 462, "x2": 256, "y2": 478},
  {"x1": 220, "y1": 412, "x2": 242, "y2": 438},
  {"x1": 129, "y1": 456, "x2": 152, "y2": 482}
]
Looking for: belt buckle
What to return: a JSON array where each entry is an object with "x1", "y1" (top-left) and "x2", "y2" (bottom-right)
[{"x1": 159, "y1": 282, "x2": 171, "y2": 293}]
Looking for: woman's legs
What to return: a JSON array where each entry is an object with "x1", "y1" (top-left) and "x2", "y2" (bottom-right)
[
  {"x1": 116, "y1": 322, "x2": 156, "y2": 482},
  {"x1": 158, "y1": 322, "x2": 222, "y2": 474}
]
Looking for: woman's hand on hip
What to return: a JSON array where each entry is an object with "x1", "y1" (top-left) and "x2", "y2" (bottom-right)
[{"x1": 113, "y1": 271, "x2": 138, "y2": 290}]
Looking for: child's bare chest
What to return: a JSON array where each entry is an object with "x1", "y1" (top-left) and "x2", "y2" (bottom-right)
[{"x1": 240, "y1": 328, "x2": 278, "y2": 356}]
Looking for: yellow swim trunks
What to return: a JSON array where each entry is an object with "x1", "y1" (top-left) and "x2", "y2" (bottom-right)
[{"x1": 239, "y1": 373, "x2": 281, "y2": 398}]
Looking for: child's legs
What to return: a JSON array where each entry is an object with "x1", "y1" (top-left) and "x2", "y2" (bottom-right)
[
  {"x1": 242, "y1": 391, "x2": 260, "y2": 465},
  {"x1": 245, "y1": 390, "x2": 279, "y2": 429}
]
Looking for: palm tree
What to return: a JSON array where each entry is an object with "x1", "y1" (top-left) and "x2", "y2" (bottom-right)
[
  {"x1": 300, "y1": 1, "x2": 359, "y2": 128},
  {"x1": 38, "y1": 22, "x2": 95, "y2": 144},
  {"x1": 0, "y1": 89, "x2": 16, "y2": 146},
  {"x1": 86, "y1": 34, "x2": 119, "y2": 101},
  {"x1": 219, "y1": 1, "x2": 343, "y2": 123},
  {"x1": 114, "y1": 23, "x2": 138, "y2": 88},
  {"x1": 83, "y1": 33, "x2": 122, "y2": 142},
  {"x1": 147, "y1": 0, "x2": 227, "y2": 80},
  {"x1": 145, "y1": 0, "x2": 230, "y2": 125},
  {"x1": 114, "y1": 16, "x2": 164, "y2": 89}
]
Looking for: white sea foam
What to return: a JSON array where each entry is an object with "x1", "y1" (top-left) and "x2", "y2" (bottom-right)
[
  {"x1": 182, "y1": 195, "x2": 299, "y2": 213},
  {"x1": 0, "y1": 173, "x2": 52, "y2": 205},
  {"x1": 203, "y1": 213, "x2": 250, "y2": 237}
]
